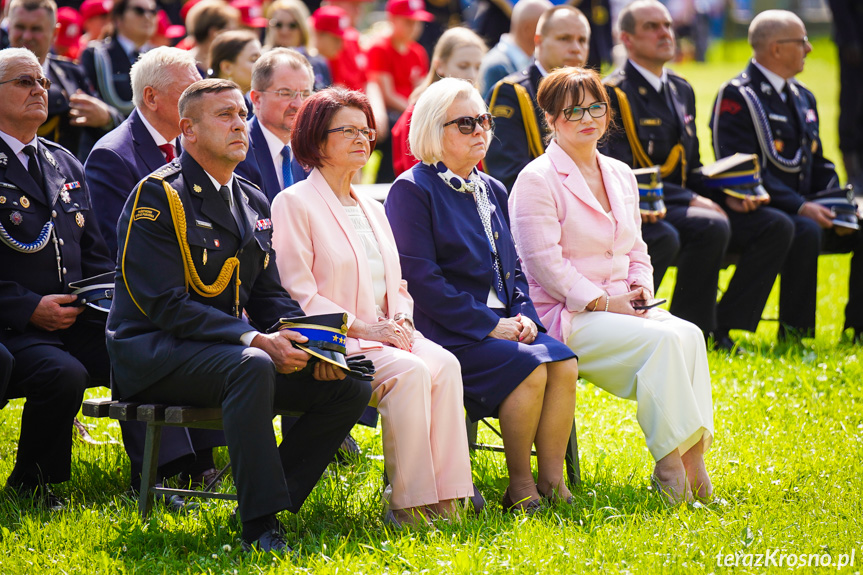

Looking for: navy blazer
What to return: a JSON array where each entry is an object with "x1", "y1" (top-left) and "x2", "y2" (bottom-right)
[
  {"x1": 80, "y1": 37, "x2": 135, "y2": 117},
  {"x1": 234, "y1": 117, "x2": 309, "y2": 204},
  {"x1": 85, "y1": 108, "x2": 175, "y2": 259},
  {"x1": 384, "y1": 163, "x2": 542, "y2": 347}
]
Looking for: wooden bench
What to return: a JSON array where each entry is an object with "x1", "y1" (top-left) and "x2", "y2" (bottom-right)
[{"x1": 82, "y1": 398, "x2": 301, "y2": 518}]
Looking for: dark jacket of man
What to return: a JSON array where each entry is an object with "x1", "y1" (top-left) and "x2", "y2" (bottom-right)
[
  {"x1": 80, "y1": 37, "x2": 137, "y2": 119},
  {"x1": 234, "y1": 117, "x2": 309, "y2": 204}
]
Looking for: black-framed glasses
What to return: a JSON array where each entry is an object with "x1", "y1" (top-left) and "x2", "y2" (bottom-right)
[
  {"x1": 775, "y1": 36, "x2": 809, "y2": 46},
  {"x1": 128, "y1": 6, "x2": 157, "y2": 17},
  {"x1": 0, "y1": 75, "x2": 51, "y2": 90},
  {"x1": 327, "y1": 125, "x2": 376, "y2": 141},
  {"x1": 260, "y1": 88, "x2": 312, "y2": 101},
  {"x1": 562, "y1": 102, "x2": 608, "y2": 122},
  {"x1": 270, "y1": 19, "x2": 299, "y2": 30},
  {"x1": 443, "y1": 113, "x2": 494, "y2": 135}
]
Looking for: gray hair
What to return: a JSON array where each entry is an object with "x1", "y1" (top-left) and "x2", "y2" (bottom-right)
[
  {"x1": 251, "y1": 48, "x2": 314, "y2": 92},
  {"x1": 749, "y1": 10, "x2": 802, "y2": 52},
  {"x1": 409, "y1": 77, "x2": 490, "y2": 165},
  {"x1": 0, "y1": 48, "x2": 41, "y2": 79},
  {"x1": 618, "y1": 0, "x2": 666, "y2": 35},
  {"x1": 131, "y1": 47, "x2": 200, "y2": 107}
]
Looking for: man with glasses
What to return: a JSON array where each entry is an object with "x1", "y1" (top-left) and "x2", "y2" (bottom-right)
[
  {"x1": 485, "y1": 5, "x2": 591, "y2": 192},
  {"x1": 7, "y1": 0, "x2": 123, "y2": 162},
  {"x1": 603, "y1": 0, "x2": 793, "y2": 352},
  {"x1": 235, "y1": 48, "x2": 313, "y2": 203},
  {"x1": 712, "y1": 10, "x2": 863, "y2": 344},
  {"x1": 0, "y1": 48, "x2": 114, "y2": 509},
  {"x1": 80, "y1": 0, "x2": 158, "y2": 118}
]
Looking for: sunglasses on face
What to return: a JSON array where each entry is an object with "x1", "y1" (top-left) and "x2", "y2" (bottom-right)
[
  {"x1": 270, "y1": 20, "x2": 299, "y2": 30},
  {"x1": 128, "y1": 6, "x2": 157, "y2": 17},
  {"x1": 0, "y1": 75, "x2": 52, "y2": 90},
  {"x1": 443, "y1": 113, "x2": 494, "y2": 135},
  {"x1": 562, "y1": 102, "x2": 608, "y2": 122},
  {"x1": 327, "y1": 125, "x2": 377, "y2": 141}
]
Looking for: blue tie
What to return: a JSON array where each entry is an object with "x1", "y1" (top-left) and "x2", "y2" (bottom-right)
[{"x1": 281, "y1": 146, "x2": 294, "y2": 189}]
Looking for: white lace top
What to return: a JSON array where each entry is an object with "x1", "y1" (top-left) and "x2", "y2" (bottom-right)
[{"x1": 343, "y1": 204, "x2": 387, "y2": 316}]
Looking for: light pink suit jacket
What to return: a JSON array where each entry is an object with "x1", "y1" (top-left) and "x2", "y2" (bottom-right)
[
  {"x1": 270, "y1": 168, "x2": 414, "y2": 355},
  {"x1": 509, "y1": 140, "x2": 654, "y2": 343}
]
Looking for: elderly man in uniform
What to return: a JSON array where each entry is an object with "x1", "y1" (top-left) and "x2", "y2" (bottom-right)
[
  {"x1": 106, "y1": 79, "x2": 371, "y2": 551},
  {"x1": 0, "y1": 48, "x2": 114, "y2": 508},
  {"x1": 603, "y1": 0, "x2": 793, "y2": 351},
  {"x1": 485, "y1": 5, "x2": 591, "y2": 192},
  {"x1": 712, "y1": 10, "x2": 863, "y2": 344},
  {"x1": 7, "y1": 0, "x2": 123, "y2": 162}
]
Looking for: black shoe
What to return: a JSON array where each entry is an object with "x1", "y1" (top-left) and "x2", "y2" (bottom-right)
[
  {"x1": 242, "y1": 528, "x2": 292, "y2": 553},
  {"x1": 470, "y1": 483, "x2": 486, "y2": 514},
  {"x1": 334, "y1": 434, "x2": 361, "y2": 465},
  {"x1": 150, "y1": 484, "x2": 199, "y2": 512},
  {"x1": 710, "y1": 333, "x2": 749, "y2": 355},
  {"x1": 8, "y1": 482, "x2": 65, "y2": 511},
  {"x1": 777, "y1": 325, "x2": 812, "y2": 345}
]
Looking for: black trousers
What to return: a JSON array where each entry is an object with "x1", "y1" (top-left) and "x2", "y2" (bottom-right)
[
  {"x1": 838, "y1": 47, "x2": 863, "y2": 155},
  {"x1": 641, "y1": 219, "x2": 680, "y2": 290},
  {"x1": 0, "y1": 343, "x2": 12, "y2": 404},
  {"x1": 779, "y1": 215, "x2": 863, "y2": 333},
  {"x1": 128, "y1": 342, "x2": 372, "y2": 522},
  {"x1": 719, "y1": 206, "x2": 795, "y2": 332},
  {"x1": 1, "y1": 319, "x2": 110, "y2": 486}
]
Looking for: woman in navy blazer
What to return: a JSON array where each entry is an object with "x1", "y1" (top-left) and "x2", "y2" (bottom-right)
[{"x1": 385, "y1": 79, "x2": 579, "y2": 512}]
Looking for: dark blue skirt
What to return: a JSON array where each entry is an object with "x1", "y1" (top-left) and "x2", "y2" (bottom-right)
[{"x1": 446, "y1": 311, "x2": 576, "y2": 421}]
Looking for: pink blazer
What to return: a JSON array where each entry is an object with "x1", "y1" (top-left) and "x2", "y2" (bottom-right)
[
  {"x1": 509, "y1": 140, "x2": 654, "y2": 343},
  {"x1": 270, "y1": 168, "x2": 414, "y2": 355}
]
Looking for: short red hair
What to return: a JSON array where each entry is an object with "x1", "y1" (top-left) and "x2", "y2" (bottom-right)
[{"x1": 291, "y1": 87, "x2": 377, "y2": 169}]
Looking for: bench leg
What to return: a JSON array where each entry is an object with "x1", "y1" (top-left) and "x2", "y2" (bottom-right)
[
  {"x1": 465, "y1": 415, "x2": 478, "y2": 450},
  {"x1": 139, "y1": 423, "x2": 162, "y2": 519},
  {"x1": 565, "y1": 419, "x2": 581, "y2": 487}
]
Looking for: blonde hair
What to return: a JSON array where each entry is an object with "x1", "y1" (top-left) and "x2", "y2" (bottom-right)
[
  {"x1": 264, "y1": 0, "x2": 312, "y2": 50},
  {"x1": 409, "y1": 27, "x2": 486, "y2": 104}
]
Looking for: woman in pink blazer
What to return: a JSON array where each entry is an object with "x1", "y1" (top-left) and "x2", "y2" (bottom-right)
[
  {"x1": 509, "y1": 68, "x2": 715, "y2": 505},
  {"x1": 270, "y1": 87, "x2": 473, "y2": 526}
]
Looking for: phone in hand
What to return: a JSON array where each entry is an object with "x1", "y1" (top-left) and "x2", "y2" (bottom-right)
[{"x1": 631, "y1": 298, "x2": 667, "y2": 311}]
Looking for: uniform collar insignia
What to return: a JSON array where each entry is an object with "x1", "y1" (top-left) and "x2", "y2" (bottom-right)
[
  {"x1": 0, "y1": 153, "x2": 6, "y2": 166},
  {"x1": 193, "y1": 184, "x2": 202, "y2": 193},
  {"x1": 43, "y1": 149, "x2": 57, "y2": 167},
  {"x1": 760, "y1": 82, "x2": 772, "y2": 96}
]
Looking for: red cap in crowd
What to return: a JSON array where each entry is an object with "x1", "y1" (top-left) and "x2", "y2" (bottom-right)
[
  {"x1": 311, "y1": 5, "x2": 350, "y2": 38},
  {"x1": 80, "y1": 0, "x2": 112, "y2": 21},
  {"x1": 157, "y1": 10, "x2": 186, "y2": 39},
  {"x1": 386, "y1": 0, "x2": 433, "y2": 22},
  {"x1": 231, "y1": 0, "x2": 268, "y2": 28},
  {"x1": 55, "y1": 7, "x2": 82, "y2": 48},
  {"x1": 180, "y1": 0, "x2": 204, "y2": 23}
]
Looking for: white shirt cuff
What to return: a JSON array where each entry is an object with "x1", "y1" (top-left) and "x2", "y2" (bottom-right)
[{"x1": 240, "y1": 330, "x2": 260, "y2": 347}]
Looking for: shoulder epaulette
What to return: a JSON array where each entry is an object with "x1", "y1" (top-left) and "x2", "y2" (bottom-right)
[
  {"x1": 37, "y1": 137, "x2": 70, "y2": 152},
  {"x1": 603, "y1": 69, "x2": 624, "y2": 87},
  {"x1": 147, "y1": 160, "x2": 182, "y2": 181},
  {"x1": 235, "y1": 173, "x2": 262, "y2": 191},
  {"x1": 51, "y1": 54, "x2": 74, "y2": 64}
]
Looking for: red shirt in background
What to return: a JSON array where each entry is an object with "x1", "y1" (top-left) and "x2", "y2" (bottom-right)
[
  {"x1": 329, "y1": 28, "x2": 368, "y2": 91},
  {"x1": 366, "y1": 35, "x2": 428, "y2": 101}
]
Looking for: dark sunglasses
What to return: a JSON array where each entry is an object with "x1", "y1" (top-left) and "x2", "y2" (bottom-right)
[
  {"x1": 0, "y1": 74, "x2": 52, "y2": 90},
  {"x1": 270, "y1": 19, "x2": 299, "y2": 30},
  {"x1": 562, "y1": 102, "x2": 608, "y2": 122},
  {"x1": 443, "y1": 113, "x2": 494, "y2": 135},
  {"x1": 128, "y1": 6, "x2": 157, "y2": 17}
]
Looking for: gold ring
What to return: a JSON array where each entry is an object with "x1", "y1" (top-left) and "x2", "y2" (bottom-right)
[
  {"x1": 294, "y1": 366, "x2": 299, "y2": 372},
  {"x1": 394, "y1": 328, "x2": 402, "y2": 334}
]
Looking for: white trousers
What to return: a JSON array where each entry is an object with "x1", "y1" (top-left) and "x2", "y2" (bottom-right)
[{"x1": 566, "y1": 310, "x2": 714, "y2": 461}]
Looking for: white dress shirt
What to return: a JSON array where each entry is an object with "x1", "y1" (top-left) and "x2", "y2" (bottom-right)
[{"x1": 258, "y1": 122, "x2": 291, "y2": 189}]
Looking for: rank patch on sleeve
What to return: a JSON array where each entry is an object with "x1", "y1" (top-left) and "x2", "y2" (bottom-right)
[
  {"x1": 719, "y1": 99, "x2": 741, "y2": 115},
  {"x1": 133, "y1": 207, "x2": 160, "y2": 221},
  {"x1": 255, "y1": 218, "x2": 273, "y2": 231},
  {"x1": 490, "y1": 105, "x2": 514, "y2": 119}
]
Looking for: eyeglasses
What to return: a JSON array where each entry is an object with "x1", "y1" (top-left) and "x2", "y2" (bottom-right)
[
  {"x1": 775, "y1": 36, "x2": 809, "y2": 46},
  {"x1": 270, "y1": 19, "x2": 299, "y2": 30},
  {"x1": 128, "y1": 6, "x2": 157, "y2": 17},
  {"x1": 260, "y1": 88, "x2": 312, "y2": 101},
  {"x1": 443, "y1": 113, "x2": 494, "y2": 135},
  {"x1": 327, "y1": 125, "x2": 376, "y2": 141},
  {"x1": 0, "y1": 75, "x2": 52, "y2": 90},
  {"x1": 562, "y1": 102, "x2": 608, "y2": 121}
]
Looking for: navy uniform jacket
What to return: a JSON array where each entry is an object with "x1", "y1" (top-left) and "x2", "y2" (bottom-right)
[
  {"x1": 234, "y1": 117, "x2": 309, "y2": 204},
  {"x1": 0, "y1": 136, "x2": 113, "y2": 342},
  {"x1": 384, "y1": 163, "x2": 543, "y2": 347},
  {"x1": 85, "y1": 108, "x2": 174, "y2": 259},
  {"x1": 485, "y1": 63, "x2": 548, "y2": 192},
  {"x1": 711, "y1": 61, "x2": 838, "y2": 214},
  {"x1": 107, "y1": 151, "x2": 304, "y2": 398},
  {"x1": 603, "y1": 61, "x2": 705, "y2": 205},
  {"x1": 80, "y1": 37, "x2": 136, "y2": 118}
]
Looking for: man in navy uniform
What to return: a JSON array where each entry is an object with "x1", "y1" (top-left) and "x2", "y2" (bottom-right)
[
  {"x1": 235, "y1": 48, "x2": 312, "y2": 203},
  {"x1": 603, "y1": 0, "x2": 793, "y2": 350},
  {"x1": 0, "y1": 48, "x2": 114, "y2": 508},
  {"x1": 7, "y1": 0, "x2": 123, "y2": 162},
  {"x1": 106, "y1": 79, "x2": 371, "y2": 551},
  {"x1": 712, "y1": 10, "x2": 863, "y2": 343},
  {"x1": 86, "y1": 47, "x2": 228, "y2": 499},
  {"x1": 485, "y1": 5, "x2": 590, "y2": 192}
]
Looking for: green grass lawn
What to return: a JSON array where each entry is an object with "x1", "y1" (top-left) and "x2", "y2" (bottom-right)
[{"x1": 1, "y1": 40, "x2": 861, "y2": 574}]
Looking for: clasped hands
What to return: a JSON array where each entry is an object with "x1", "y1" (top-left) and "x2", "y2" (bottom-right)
[
  {"x1": 347, "y1": 316, "x2": 415, "y2": 351},
  {"x1": 588, "y1": 286, "x2": 653, "y2": 318},
  {"x1": 251, "y1": 330, "x2": 345, "y2": 380},
  {"x1": 489, "y1": 313, "x2": 538, "y2": 343}
]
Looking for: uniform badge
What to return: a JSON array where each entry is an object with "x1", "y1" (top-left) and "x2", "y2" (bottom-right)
[
  {"x1": 20, "y1": 196, "x2": 30, "y2": 208},
  {"x1": 214, "y1": 239, "x2": 220, "y2": 248},
  {"x1": 10, "y1": 211, "x2": 23, "y2": 225},
  {"x1": 264, "y1": 253, "x2": 270, "y2": 269},
  {"x1": 44, "y1": 149, "x2": 57, "y2": 167},
  {"x1": 0, "y1": 153, "x2": 7, "y2": 166},
  {"x1": 60, "y1": 190, "x2": 71, "y2": 204},
  {"x1": 775, "y1": 139, "x2": 785, "y2": 153},
  {"x1": 0, "y1": 196, "x2": 5, "y2": 204},
  {"x1": 806, "y1": 109, "x2": 817, "y2": 123},
  {"x1": 203, "y1": 248, "x2": 208, "y2": 266},
  {"x1": 638, "y1": 86, "x2": 648, "y2": 96},
  {"x1": 63, "y1": 181, "x2": 81, "y2": 191},
  {"x1": 255, "y1": 218, "x2": 272, "y2": 231},
  {"x1": 812, "y1": 140, "x2": 818, "y2": 153},
  {"x1": 193, "y1": 184, "x2": 202, "y2": 194},
  {"x1": 133, "y1": 207, "x2": 160, "y2": 221},
  {"x1": 760, "y1": 82, "x2": 772, "y2": 96},
  {"x1": 75, "y1": 212, "x2": 85, "y2": 227}
]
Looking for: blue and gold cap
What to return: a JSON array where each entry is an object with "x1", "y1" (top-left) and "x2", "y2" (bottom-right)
[
  {"x1": 632, "y1": 166, "x2": 666, "y2": 217},
  {"x1": 812, "y1": 185, "x2": 860, "y2": 231},
  {"x1": 269, "y1": 313, "x2": 350, "y2": 370},
  {"x1": 699, "y1": 153, "x2": 769, "y2": 201},
  {"x1": 67, "y1": 271, "x2": 114, "y2": 313}
]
